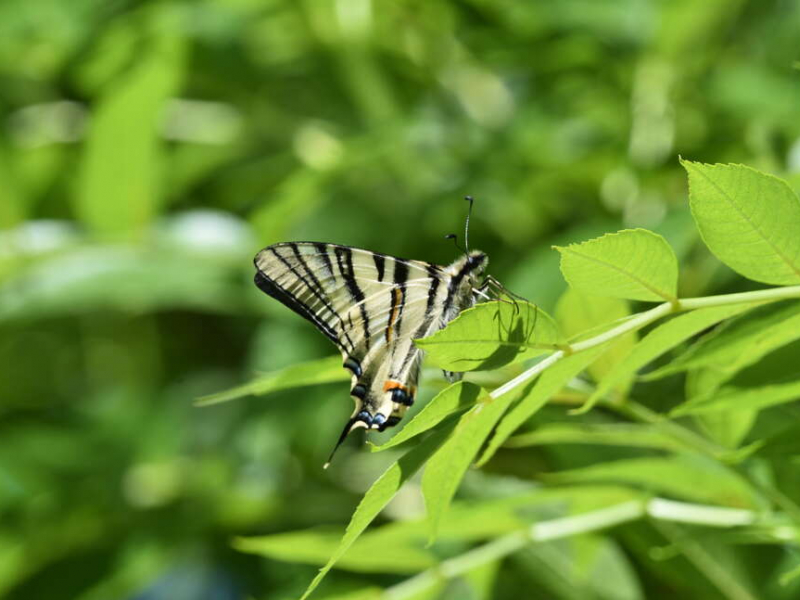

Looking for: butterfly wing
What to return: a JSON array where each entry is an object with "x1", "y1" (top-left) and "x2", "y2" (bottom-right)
[{"x1": 254, "y1": 242, "x2": 451, "y2": 455}]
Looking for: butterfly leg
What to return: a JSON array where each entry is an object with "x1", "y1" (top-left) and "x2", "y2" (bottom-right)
[{"x1": 479, "y1": 276, "x2": 539, "y2": 343}]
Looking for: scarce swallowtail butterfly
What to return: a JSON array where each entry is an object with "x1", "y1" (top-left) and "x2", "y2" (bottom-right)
[{"x1": 253, "y1": 198, "x2": 508, "y2": 467}]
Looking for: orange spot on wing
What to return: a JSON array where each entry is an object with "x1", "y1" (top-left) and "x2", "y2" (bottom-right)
[
  {"x1": 385, "y1": 287, "x2": 402, "y2": 343},
  {"x1": 383, "y1": 380, "x2": 409, "y2": 393}
]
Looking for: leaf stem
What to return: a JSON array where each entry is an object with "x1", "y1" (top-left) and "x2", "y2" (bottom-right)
[
  {"x1": 490, "y1": 285, "x2": 800, "y2": 401},
  {"x1": 383, "y1": 497, "x2": 757, "y2": 600}
]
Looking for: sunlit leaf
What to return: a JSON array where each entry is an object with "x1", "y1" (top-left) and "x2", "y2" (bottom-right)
[
  {"x1": 233, "y1": 527, "x2": 435, "y2": 573},
  {"x1": 579, "y1": 303, "x2": 760, "y2": 412},
  {"x1": 683, "y1": 160, "x2": 800, "y2": 285},
  {"x1": 547, "y1": 455, "x2": 765, "y2": 509},
  {"x1": 300, "y1": 425, "x2": 455, "y2": 600},
  {"x1": 416, "y1": 301, "x2": 561, "y2": 372},
  {"x1": 504, "y1": 423, "x2": 681, "y2": 451},
  {"x1": 674, "y1": 338, "x2": 800, "y2": 416},
  {"x1": 371, "y1": 382, "x2": 481, "y2": 452},
  {"x1": 555, "y1": 287, "x2": 634, "y2": 391},
  {"x1": 478, "y1": 345, "x2": 612, "y2": 465},
  {"x1": 674, "y1": 378, "x2": 800, "y2": 417},
  {"x1": 555, "y1": 229, "x2": 679, "y2": 302},
  {"x1": 644, "y1": 300, "x2": 800, "y2": 381},
  {"x1": 422, "y1": 391, "x2": 515, "y2": 542}
]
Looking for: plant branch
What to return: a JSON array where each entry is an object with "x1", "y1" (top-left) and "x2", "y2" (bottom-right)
[
  {"x1": 490, "y1": 285, "x2": 800, "y2": 401},
  {"x1": 383, "y1": 497, "x2": 758, "y2": 600}
]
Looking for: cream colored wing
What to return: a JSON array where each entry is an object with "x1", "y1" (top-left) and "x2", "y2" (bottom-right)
[{"x1": 253, "y1": 242, "x2": 452, "y2": 461}]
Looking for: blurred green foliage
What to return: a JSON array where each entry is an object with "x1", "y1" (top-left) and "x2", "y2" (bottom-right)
[{"x1": 1, "y1": 0, "x2": 800, "y2": 599}]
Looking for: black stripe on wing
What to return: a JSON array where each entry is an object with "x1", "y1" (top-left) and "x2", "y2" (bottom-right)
[
  {"x1": 412, "y1": 264, "x2": 442, "y2": 338},
  {"x1": 266, "y1": 246, "x2": 357, "y2": 353},
  {"x1": 392, "y1": 259, "x2": 409, "y2": 339},
  {"x1": 314, "y1": 242, "x2": 335, "y2": 278},
  {"x1": 253, "y1": 271, "x2": 341, "y2": 347},
  {"x1": 373, "y1": 253, "x2": 386, "y2": 282},
  {"x1": 334, "y1": 246, "x2": 371, "y2": 349}
]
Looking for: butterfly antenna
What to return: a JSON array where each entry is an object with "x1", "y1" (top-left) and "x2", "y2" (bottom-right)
[
  {"x1": 445, "y1": 233, "x2": 467, "y2": 255},
  {"x1": 464, "y1": 195, "x2": 474, "y2": 252}
]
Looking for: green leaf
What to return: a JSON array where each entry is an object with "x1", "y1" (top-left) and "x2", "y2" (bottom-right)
[
  {"x1": 577, "y1": 303, "x2": 759, "y2": 413},
  {"x1": 504, "y1": 423, "x2": 681, "y2": 451},
  {"x1": 314, "y1": 589, "x2": 382, "y2": 600},
  {"x1": 381, "y1": 486, "x2": 645, "y2": 543},
  {"x1": 233, "y1": 527, "x2": 435, "y2": 573},
  {"x1": 555, "y1": 229, "x2": 679, "y2": 302},
  {"x1": 371, "y1": 382, "x2": 481, "y2": 452},
  {"x1": 462, "y1": 560, "x2": 501, "y2": 600},
  {"x1": 477, "y1": 344, "x2": 610, "y2": 466},
  {"x1": 688, "y1": 368, "x2": 757, "y2": 449},
  {"x1": 683, "y1": 160, "x2": 800, "y2": 285},
  {"x1": 575, "y1": 537, "x2": 645, "y2": 600},
  {"x1": 673, "y1": 378, "x2": 800, "y2": 416},
  {"x1": 0, "y1": 246, "x2": 242, "y2": 323},
  {"x1": 674, "y1": 334, "x2": 800, "y2": 417},
  {"x1": 547, "y1": 455, "x2": 764, "y2": 509},
  {"x1": 422, "y1": 391, "x2": 515, "y2": 542},
  {"x1": 555, "y1": 288, "x2": 635, "y2": 391},
  {"x1": 416, "y1": 301, "x2": 560, "y2": 373},
  {"x1": 644, "y1": 300, "x2": 800, "y2": 381},
  {"x1": 654, "y1": 522, "x2": 760, "y2": 600},
  {"x1": 196, "y1": 355, "x2": 348, "y2": 406},
  {"x1": 299, "y1": 426, "x2": 454, "y2": 600},
  {"x1": 77, "y1": 33, "x2": 184, "y2": 237}
]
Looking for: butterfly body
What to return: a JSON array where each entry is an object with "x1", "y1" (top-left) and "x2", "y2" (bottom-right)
[{"x1": 253, "y1": 242, "x2": 489, "y2": 460}]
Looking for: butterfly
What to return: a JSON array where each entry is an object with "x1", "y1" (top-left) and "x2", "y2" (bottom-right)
[{"x1": 253, "y1": 199, "x2": 510, "y2": 466}]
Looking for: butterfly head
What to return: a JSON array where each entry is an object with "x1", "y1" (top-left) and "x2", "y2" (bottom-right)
[
  {"x1": 448, "y1": 249, "x2": 488, "y2": 286},
  {"x1": 466, "y1": 250, "x2": 488, "y2": 276}
]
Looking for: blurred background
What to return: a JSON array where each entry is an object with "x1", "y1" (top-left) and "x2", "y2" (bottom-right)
[{"x1": 1, "y1": 0, "x2": 800, "y2": 598}]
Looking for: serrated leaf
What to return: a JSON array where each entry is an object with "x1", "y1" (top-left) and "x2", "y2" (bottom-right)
[
  {"x1": 644, "y1": 300, "x2": 800, "y2": 381},
  {"x1": 371, "y1": 382, "x2": 481, "y2": 452},
  {"x1": 422, "y1": 391, "x2": 515, "y2": 542},
  {"x1": 416, "y1": 301, "x2": 560, "y2": 372},
  {"x1": 683, "y1": 160, "x2": 800, "y2": 285},
  {"x1": 196, "y1": 355, "x2": 348, "y2": 406},
  {"x1": 555, "y1": 288, "x2": 635, "y2": 390},
  {"x1": 547, "y1": 455, "x2": 764, "y2": 509},
  {"x1": 477, "y1": 345, "x2": 610, "y2": 466},
  {"x1": 577, "y1": 303, "x2": 759, "y2": 413},
  {"x1": 300, "y1": 425, "x2": 455, "y2": 600},
  {"x1": 555, "y1": 229, "x2": 679, "y2": 302},
  {"x1": 504, "y1": 423, "x2": 681, "y2": 451},
  {"x1": 233, "y1": 526, "x2": 435, "y2": 573}
]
